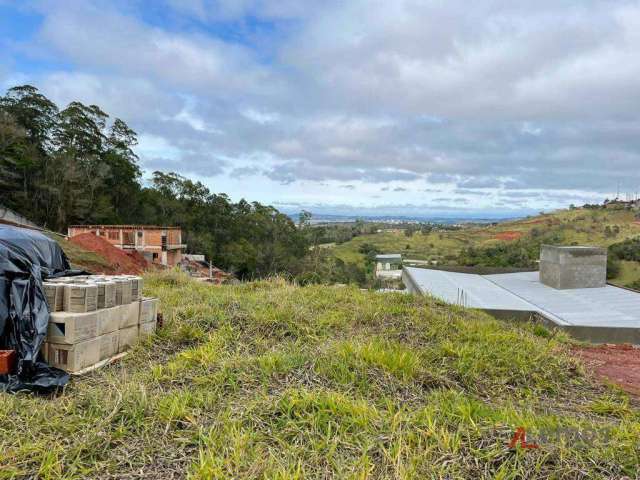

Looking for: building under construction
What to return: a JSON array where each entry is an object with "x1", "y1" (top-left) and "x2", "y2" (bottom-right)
[{"x1": 68, "y1": 225, "x2": 186, "y2": 267}]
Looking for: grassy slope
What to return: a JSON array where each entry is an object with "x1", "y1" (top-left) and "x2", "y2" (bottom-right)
[
  {"x1": 616, "y1": 260, "x2": 640, "y2": 286},
  {"x1": 333, "y1": 208, "x2": 640, "y2": 285},
  {"x1": 1, "y1": 272, "x2": 638, "y2": 478}
]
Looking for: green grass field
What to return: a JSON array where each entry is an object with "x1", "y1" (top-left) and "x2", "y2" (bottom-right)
[{"x1": 1, "y1": 272, "x2": 638, "y2": 478}]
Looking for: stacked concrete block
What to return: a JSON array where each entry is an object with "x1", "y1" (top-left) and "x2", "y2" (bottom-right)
[
  {"x1": 132, "y1": 277, "x2": 143, "y2": 300},
  {"x1": 114, "y1": 278, "x2": 132, "y2": 305},
  {"x1": 118, "y1": 325, "x2": 139, "y2": 353},
  {"x1": 97, "y1": 305, "x2": 120, "y2": 336},
  {"x1": 139, "y1": 297, "x2": 158, "y2": 339},
  {"x1": 43, "y1": 282, "x2": 64, "y2": 311},
  {"x1": 100, "y1": 331, "x2": 120, "y2": 359},
  {"x1": 48, "y1": 311, "x2": 99, "y2": 344},
  {"x1": 139, "y1": 297, "x2": 158, "y2": 324},
  {"x1": 42, "y1": 273, "x2": 159, "y2": 373},
  {"x1": 93, "y1": 279, "x2": 117, "y2": 309},
  {"x1": 45, "y1": 338, "x2": 102, "y2": 373},
  {"x1": 119, "y1": 301, "x2": 141, "y2": 328},
  {"x1": 63, "y1": 284, "x2": 98, "y2": 313}
]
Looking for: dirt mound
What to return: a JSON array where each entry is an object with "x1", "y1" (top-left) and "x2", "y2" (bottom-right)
[
  {"x1": 494, "y1": 231, "x2": 523, "y2": 241},
  {"x1": 126, "y1": 249, "x2": 149, "y2": 270},
  {"x1": 70, "y1": 233, "x2": 148, "y2": 274},
  {"x1": 573, "y1": 344, "x2": 640, "y2": 396}
]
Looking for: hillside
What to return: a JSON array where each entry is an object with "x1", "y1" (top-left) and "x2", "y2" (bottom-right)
[
  {"x1": 332, "y1": 207, "x2": 640, "y2": 287},
  {"x1": 46, "y1": 232, "x2": 115, "y2": 272},
  {"x1": 1, "y1": 272, "x2": 638, "y2": 478}
]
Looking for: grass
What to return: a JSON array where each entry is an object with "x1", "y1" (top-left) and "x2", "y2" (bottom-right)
[
  {"x1": 1, "y1": 271, "x2": 639, "y2": 478},
  {"x1": 611, "y1": 260, "x2": 640, "y2": 288}
]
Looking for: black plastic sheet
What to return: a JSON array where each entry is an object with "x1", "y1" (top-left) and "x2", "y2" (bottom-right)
[{"x1": 0, "y1": 225, "x2": 74, "y2": 393}]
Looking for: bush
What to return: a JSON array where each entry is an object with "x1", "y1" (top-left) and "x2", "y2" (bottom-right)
[
  {"x1": 607, "y1": 255, "x2": 622, "y2": 279},
  {"x1": 609, "y1": 238, "x2": 640, "y2": 262}
]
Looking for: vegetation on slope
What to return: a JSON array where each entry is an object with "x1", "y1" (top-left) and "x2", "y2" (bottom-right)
[
  {"x1": 1, "y1": 273, "x2": 638, "y2": 478},
  {"x1": 331, "y1": 207, "x2": 640, "y2": 287}
]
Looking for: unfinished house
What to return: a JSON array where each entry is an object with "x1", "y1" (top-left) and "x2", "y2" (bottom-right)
[
  {"x1": 375, "y1": 254, "x2": 403, "y2": 280},
  {"x1": 68, "y1": 225, "x2": 186, "y2": 267}
]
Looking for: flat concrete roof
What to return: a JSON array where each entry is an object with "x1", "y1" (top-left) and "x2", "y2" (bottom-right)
[
  {"x1": 403, "y1": 267, "x2": 533, "y2": 311},
  {"x1": 376, "y1": 254, "x2": 402, "y2": 260},
  {"x1": 486, "y1": 271, "x2": 640, "y2": 328},
  {"x1": 403, "y1": 267, "x2": 640, "y2": 329}
]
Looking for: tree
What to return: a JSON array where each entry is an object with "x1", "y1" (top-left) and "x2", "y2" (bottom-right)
[
  {"x1": 0, "y1": 84, "x2": 311, "y2": 279},
  {"x1": 420, "y1": 224, "x2": 433, "y2": 235},
  {"x1": 298, "y1": 210, "x2": 312, "y2": 229},
  {"x1": 0, "y1": 111, "x2": 29, "y2": 202},
  {"x1": 0, "y1": 85, "x2": 58, "y2": 148},
  {"x1": 0, "y1": 85, "x2": 59, "y2": 222},
  {"x1": 607, "y1": 255, "x2": 621, "y2": 279}
]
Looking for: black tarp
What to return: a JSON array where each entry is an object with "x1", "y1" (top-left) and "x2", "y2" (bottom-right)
[{"x1": 0, "y1": 225, "x2": 74, "y2": 393}]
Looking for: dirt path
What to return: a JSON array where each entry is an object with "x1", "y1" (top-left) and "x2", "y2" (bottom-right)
[{"x1": 572, "y1": 344, "x2": 640, "y2": 396}]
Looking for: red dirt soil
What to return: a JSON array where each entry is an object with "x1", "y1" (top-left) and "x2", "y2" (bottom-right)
[
  {"x1": 70, "y1": 233, "x2": 148, "y2": 274},
  {"x1": 494, "y1": 231, "x2": 523, "y2": 241},
  {"x1": 572, "y1": 344, "x2": 640, "y2": 396}
]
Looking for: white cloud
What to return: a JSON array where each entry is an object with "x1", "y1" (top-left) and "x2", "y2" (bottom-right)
[
  {"x1": 34, "y1": 2, "x2": 278, "y2": 95},
  {"x1": 4, "y1": 0, "x2": 640, "y2": 212},
  {"x1": 241, "y1": 108, "x2": 281, "y2": 125},
  {"x1": 137, "y1": 134, "x2": 183, "y2": 163}
]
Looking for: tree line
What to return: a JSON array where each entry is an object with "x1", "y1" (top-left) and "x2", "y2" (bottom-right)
[{"x1": 0, "y1": 85, "x2": 308, "y2": 278}]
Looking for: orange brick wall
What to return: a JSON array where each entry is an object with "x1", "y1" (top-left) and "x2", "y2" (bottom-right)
[
  {"x1": 68, "y1": 227, "x2": 182, "y2": 251},
  {"x1": 166, "y1": 250, "x2": 183, "y2": 267},
  {"x1": 68, "y1": 226, "x2": 121, "y2": 246},
  {"x1": 168, "y1": 230, "x2": 181, "y2": 245}
]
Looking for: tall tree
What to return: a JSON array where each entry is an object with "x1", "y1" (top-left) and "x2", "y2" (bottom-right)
[{"x1": 0, "y1": 84, "x2": 310, "y2": 278}]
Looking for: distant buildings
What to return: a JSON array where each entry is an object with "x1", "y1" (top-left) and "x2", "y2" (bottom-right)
[
  {"x1": 68, "y1": 225, "x2": 186, "y2": 267},
  {"x1": 179, "y1": 254, "x2": 230, "y2": 284},
  {"x1": 375, "y1": 253, "x2": 403, "y2": 280},
  {"x1": 603, "y1": 198, "x2": 640, "y2": 210}
]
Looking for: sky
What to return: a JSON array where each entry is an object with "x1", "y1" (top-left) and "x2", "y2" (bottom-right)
[{"x1": 2, "y1": 0, "x2": 640, "y2": 218}]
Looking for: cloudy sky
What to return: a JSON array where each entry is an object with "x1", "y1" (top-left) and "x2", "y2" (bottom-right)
[{"x1": 2, "y1": 0, "x2": 640, "y2": 217}]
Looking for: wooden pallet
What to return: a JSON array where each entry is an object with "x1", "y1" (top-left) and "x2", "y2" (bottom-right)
[{"x1": 70, "y1": 351, "x2": 128, "y2": 376}]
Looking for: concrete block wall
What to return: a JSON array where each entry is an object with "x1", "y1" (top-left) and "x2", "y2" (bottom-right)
[{"x1": 539, "y1": 245, "x2": 607, "y2": 289}]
